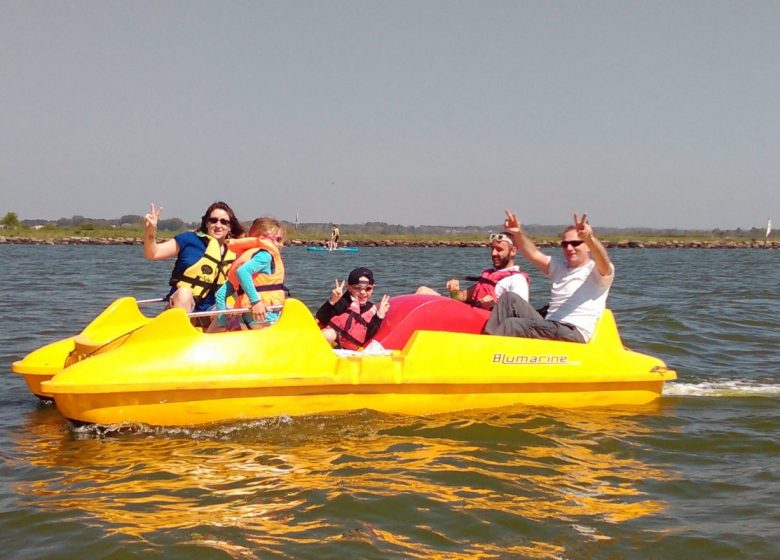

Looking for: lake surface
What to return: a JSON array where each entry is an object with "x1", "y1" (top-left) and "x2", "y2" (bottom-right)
[{"x1": 1, "y1": 244, "x2": 778, "y2": 559}]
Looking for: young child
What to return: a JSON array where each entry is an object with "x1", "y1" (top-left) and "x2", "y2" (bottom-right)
[
  {"x1": 315, "y1": 267, "x2": 391, "y2": 349},
  {"x1": 210, "y1": 217, "x2": 287, "y2": 331}
]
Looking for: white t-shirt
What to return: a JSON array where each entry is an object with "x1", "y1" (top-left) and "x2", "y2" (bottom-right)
[
  {"x1": 544, "y1": 257, "x2": 614, "y2": 341},
  {"x1": 495, "y1": 265, "x2": 530, "y2": 302}
]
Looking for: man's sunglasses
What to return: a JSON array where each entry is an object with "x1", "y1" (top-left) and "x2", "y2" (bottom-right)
[
  {"x1": 489, "y1": 233, "x2": 514, "y2": 245},
  {"x1": 560, "y1": 240, "x2": 584, "y2": 248},
  {"x1": 207, "y1": 217, "x2": 231, "y2": 226}
]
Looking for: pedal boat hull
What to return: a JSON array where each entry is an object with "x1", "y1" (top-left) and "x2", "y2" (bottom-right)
[{"x1": 36, "y1": 297, "x2": 676, "y2": 426}]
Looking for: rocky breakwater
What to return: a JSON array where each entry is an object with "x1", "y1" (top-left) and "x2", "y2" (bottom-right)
[
  {"x1": 293, "y1": 239, "x2": 778, "y2": 249},
  {"x1": 605, "y1": 239, "x2": 778, "y2": 249},
  {"x1": 1, "y1": 236, "x2": 777, "y2": 249},
  {"x1": 0, "y1": 236, "x2": 143, "y2": 245}
]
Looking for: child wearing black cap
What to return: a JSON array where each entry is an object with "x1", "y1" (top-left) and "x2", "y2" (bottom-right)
[{"x1": 315, "y1": 267, "x2": 391, "y2": 350}]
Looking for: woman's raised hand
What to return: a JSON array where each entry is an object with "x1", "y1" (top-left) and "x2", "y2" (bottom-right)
[{"x1": 144, "y1": 203, "x2": 163, "y2": 230}]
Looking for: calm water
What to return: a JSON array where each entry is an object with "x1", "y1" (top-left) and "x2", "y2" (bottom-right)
[{"x1": 1, "y1": 245, "x2": 778, "y2": 559}]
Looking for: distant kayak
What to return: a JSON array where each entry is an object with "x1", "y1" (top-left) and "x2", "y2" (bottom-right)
[{"x1": 306, "y1": 246, "x2": 359, "y2": 253}]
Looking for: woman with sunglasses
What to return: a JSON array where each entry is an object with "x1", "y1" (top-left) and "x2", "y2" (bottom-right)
[
  {"x1": 484, "y1": 210, "x2": 614, "y2": 343},
  {"x1": 315, "y1": 267, "x2": 391, "y2": 350},
  {"x1": 143, "y1": 201, "x2": 245, "y2": 313}
]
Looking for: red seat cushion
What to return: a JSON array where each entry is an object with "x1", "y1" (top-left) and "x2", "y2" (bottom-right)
[{"x1": 373, "y1": 294, "x2": 490, "y2": 350}]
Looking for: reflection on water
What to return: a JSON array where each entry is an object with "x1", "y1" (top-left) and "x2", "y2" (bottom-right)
[{"x1": 14, "y1": 405, "x2": 673, "y2": 558}]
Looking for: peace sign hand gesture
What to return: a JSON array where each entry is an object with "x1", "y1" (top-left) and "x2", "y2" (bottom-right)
[
  {"x1": 329, "y1": 279, "x2": 345, "y2": 304},
  {"x1": 144, "y1": 203, "x2": 163, "y2": 231},
  {"x1": 573, "y1": 212, "x2": 593, "y2": 241},
  {"x1": 503, "y1": 209, "x2": 522, "y2": 233},
  {"x1": 376, "y1": 294, "x2": 391, "y2": 319}
]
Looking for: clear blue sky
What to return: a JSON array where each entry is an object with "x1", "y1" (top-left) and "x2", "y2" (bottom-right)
[{"x1": 2, "y1": 1, "x2": 778, "y2": 229}]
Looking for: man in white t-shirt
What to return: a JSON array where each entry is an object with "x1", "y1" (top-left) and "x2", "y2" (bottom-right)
[
  {"x1": 416, "y1": 232, "x2": 530, "y2": 310},
  {"x1": 484, "y1": 210, "x2": 614, "y2": 343}
]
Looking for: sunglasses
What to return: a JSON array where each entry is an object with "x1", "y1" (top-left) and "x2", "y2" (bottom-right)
[
  {"x1": 489, "y1": 233, "x2": 514, "y2": 245},
  {"x1": 350, "y1": 284, "x2": 374, "y2": 293},
  {"x1": 560, "y1": 240, "x2": 584, "y2": 248},
  {"x1": 207, "y1": 217, "x2": 231, "y2": 226}
]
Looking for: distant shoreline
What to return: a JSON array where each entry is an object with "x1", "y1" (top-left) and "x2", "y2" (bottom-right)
[{"x1": 0, "y1": 235, "x2": 776, "y2": 249}]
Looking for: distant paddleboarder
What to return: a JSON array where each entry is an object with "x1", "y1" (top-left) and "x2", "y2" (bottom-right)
[{"x1": 327, "y1": 224, "x2": 340, "y2": 250}]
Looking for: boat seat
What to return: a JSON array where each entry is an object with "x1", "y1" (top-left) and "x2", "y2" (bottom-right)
[
  {"x1": 373, "y1": 295, "x2": 490, "y2": 350},
  {"x1": 72, "y1": 297, "x2": 151, "y2": 355},
  {"x1": 372, "y1": 295, "x2": 622, "y2": 351}
]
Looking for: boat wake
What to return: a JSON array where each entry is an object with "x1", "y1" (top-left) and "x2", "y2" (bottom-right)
[
  {"x1": 665, "y1": 380, "x2": 780, "y2": 397},
  {"x1": 70, "y1": 415, "x2": 299, "y2": 439}
]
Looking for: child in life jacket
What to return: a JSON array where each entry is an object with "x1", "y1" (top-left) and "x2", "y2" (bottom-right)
[
  {"x1": 210, "y1": 217, "x2": 287, "y2": 331},
  {"x1": 315, "y1": 267, "x2": 391, "y2": 350}
]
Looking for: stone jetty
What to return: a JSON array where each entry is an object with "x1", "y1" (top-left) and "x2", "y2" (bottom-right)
[{"x1": 0, "y1": 235, "x2": 776, "y2": 249}]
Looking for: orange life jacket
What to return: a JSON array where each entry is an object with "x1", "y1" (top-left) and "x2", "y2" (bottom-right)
[
  {"x1": 328, "y1": 300, "x2": 378, "y2": 350},
  {"x1": 469, "y1": 267, "x2": 529, "y2": 308},
  {"x1": 226, "y1": 237, "x2": 287, "y2": 308}
]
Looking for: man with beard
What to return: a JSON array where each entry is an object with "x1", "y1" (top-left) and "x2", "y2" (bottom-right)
[{"x1": 415, "y1": 232, "x2": 530, "y2": 310}]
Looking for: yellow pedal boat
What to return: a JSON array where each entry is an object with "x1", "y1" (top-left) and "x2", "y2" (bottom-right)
[{"x1": 15, "y1": 295, "x2": 676, "y2": 426}]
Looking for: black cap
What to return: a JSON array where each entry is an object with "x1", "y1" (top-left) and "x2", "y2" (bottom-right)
[{"x1": 348, "y1": 267, "x2": 374, "y2": 285}]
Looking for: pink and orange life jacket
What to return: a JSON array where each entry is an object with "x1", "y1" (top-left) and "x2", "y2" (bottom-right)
[
  {"x1": 328, "y1": 300, "x2": 378, "y2": 350},
  {"x1": 468, "y1": 268, "x2": 529, "y2": 308}
]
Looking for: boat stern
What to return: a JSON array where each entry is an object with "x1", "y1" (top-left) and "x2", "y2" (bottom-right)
[{"x1": 12, "y1": 337, "x2": 76, "y2": 399}]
